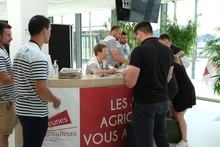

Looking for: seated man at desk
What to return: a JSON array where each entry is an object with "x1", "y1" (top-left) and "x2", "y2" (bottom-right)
[{"x1": 86, "y1": 44, "x2": 116, "y2": 75}]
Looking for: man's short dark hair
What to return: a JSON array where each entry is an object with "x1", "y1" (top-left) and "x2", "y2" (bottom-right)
[
  {"x1": 0, "y1": 21, "x2": 11, "y2": 36},
  {"x1": 134, "y1": 21, "x2": 152, "y2": 34},
  {"x1": 110, "y1": 26, "x2": 121, "y2": 32},
  {"x1": 121, "y1": 32, "x2": 127, "y2": 36},
  {"x1": 159, "y1": 33, "x2": 171, "y2": 42},
  {"x1": 28, "y1": 15, "x2": 50, "y2": 36}
]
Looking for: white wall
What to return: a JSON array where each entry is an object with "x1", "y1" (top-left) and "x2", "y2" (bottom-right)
[{"x1": 7, "y1": 0, "x2": 48, "y2": 59}]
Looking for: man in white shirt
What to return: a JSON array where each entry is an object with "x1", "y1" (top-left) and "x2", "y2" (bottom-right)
[{"x1": 117, "y1": 32, "x2": 130, "y2": 60}]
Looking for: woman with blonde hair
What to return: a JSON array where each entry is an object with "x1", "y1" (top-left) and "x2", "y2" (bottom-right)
[{"x1": 170, "y1": 55, "x2": 196, "y2": 147}]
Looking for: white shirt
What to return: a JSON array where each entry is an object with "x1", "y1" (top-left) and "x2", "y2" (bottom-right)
[
  {"x1": 86, "y1": 56, "x2": 109, "y2": 74},
  {"x1": 116, "y1": 41, "x2": 130, "y2": 59}
]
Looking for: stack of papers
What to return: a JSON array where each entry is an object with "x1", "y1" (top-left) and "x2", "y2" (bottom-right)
[{"x1": 59, "y1": 68, "x2": 82, "y2": 79}]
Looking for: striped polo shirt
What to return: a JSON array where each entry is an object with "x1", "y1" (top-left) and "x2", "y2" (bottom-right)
[
  {"x1": 13, "y1": 42, "x2": 49, "y2": 117},
  {"x1": 0, "y1": 48, "x2": 15, "y2": 102}
]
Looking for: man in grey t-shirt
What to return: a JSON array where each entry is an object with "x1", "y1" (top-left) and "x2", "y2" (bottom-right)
[{"x1": 102, "y1": 26, "x2": 129, "y2": 67}]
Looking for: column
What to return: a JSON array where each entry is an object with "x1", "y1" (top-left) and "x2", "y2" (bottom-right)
[{"x1": 75, "y1": 13, "x2": 82, "y2": 68}]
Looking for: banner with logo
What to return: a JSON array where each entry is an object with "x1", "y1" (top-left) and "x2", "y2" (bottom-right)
[
  {"x1": 43, "y1": 88, "x2": 80, "y2": 147},
  {"x1": 80, "y1": 85, "x2": 132, "y2": 147},
  {"x1": 202, "y1": 58, "x2": 218, "y2": 89},
  {"x1": 43, "y1": 85, "x2": 132, "y2": 147}
]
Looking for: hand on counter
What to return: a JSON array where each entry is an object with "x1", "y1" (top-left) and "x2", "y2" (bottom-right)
[
  {"x1": 122, "y1": 65, "x2": 140, "y2": 88},
  {"x1": 122, "y1": 69, "x2": 127, "y2": 77},
  {"x1": 108, "y1": 66, "x2": 116, "y2": 73},
  {"x1": 114, "y1": 62, "x2": 120, "y2": 68},
  {"x1": 109, "y1": 68, "x2": 116, "y2": 73}
]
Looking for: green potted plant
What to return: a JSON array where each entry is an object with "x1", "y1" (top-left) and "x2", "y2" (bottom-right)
[
  {"x1": 115, "y1": 21, "x2": 137, "y2": 49},
  {"x1": 160, "y1": 14, "x2": 198, "y2": 57},
  {"x1": 201, "y1": 27, "x2": 220, "y2": 95}
]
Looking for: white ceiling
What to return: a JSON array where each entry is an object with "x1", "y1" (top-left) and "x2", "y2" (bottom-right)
[
  {"x1": 47, "y1": 0, "x2": 115, "y2": 16},
  {"x1": 0, "y1": 0, "x2": 181, "y2": 20}
]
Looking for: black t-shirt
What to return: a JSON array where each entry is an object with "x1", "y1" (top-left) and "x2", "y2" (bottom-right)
[{"x1": 130, "y1": 37, "x2": 173, "y2": 104}]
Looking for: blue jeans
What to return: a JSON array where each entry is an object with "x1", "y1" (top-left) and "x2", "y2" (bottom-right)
[{"x1": 132, "y1": 100, "x2": 169, "y2": 147}]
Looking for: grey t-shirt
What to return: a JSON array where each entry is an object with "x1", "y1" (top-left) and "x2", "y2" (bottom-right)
[
  {"x1": 116, "y1": 41, "x2": 125, "y2": 58},
  {"x1": 102, "y1": 35, "x2": 117, "y2": 66}
]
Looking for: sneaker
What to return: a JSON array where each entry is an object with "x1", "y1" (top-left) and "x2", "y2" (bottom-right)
[{"x1": 176, "y1": 140, "x2": 188, "y2": 147}]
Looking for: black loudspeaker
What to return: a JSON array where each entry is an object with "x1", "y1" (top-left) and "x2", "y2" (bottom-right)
[
  {"x1": 115, "y1": 0, "x2": 130, "y2": 21},
  {"x1": 115, "y1": 0, "x2": 162, "y2": 23},
  {"x1": 49, "y1": 24, "x2": 73, "y2": 70}
]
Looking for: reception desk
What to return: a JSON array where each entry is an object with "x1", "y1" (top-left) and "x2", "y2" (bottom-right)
[
  {"x1": 41, "y1": 75, "x2": 133, "y2": 147},
  {"x1": 48, "y1": 74, "x2": 126, "y2": 87}
]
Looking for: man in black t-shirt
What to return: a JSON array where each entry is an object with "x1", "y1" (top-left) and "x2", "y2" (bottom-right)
[{"x1": 123, "y1": 22, "x2": 173, "y2": 147}]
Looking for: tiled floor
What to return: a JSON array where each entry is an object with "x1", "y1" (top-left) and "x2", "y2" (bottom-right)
[
  {"x1": 148, "y1": 99, "x2": 220, "y2": 147},
  {"x1": 168, "y1": 99, "x2": 220, "y2": 147},
  {"x1": 179, "y1": 99, "x2": 220, "y2": 147}
]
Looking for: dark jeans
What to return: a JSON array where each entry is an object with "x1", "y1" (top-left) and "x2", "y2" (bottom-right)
[
  {"x1": 132, "y1": 100, "x2": 169, "y2": 147},
  {"x1": 18, "y1": 115, "x2": 48, "y2": 147}
]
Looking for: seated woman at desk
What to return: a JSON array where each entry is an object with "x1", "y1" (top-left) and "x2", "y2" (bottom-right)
[{"x1": 86, "y1": 44, "x2": 116, "y2": 75}]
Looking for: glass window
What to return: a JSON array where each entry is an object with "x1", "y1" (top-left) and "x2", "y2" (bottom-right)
[
  {"x1": 81, "y1": 10, "x2": 111, "y2": 73},
  {"x1": 165, "y1": 0, "x2": 220, "y2": 100}
]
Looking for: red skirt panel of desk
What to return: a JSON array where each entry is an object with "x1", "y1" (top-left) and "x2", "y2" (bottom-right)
[{"x1": 43, "y1": 85, "x2": 132, "y2": 147}]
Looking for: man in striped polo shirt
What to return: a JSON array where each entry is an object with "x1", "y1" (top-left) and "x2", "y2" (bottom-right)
[
  {"x1": 13, "y1": 15, "x2": 61, "y2": 147},
  {"x1": 0, "y1": 21, "x2": 18, "y2": 147}
]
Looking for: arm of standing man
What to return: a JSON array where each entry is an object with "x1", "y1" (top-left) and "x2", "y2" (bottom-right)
[
  {"x1": 0, "y1": 71, "x2": 13, "y2": 86},
  {"x1": 122, "y1": 65, "x2": 140, "y2": 88},
  {"x1": 35, "y1": 80, "x2": 61, "y2": 108},
  {"x1": 111, "y1": 50, "x2": 129, "y2": 65}
]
